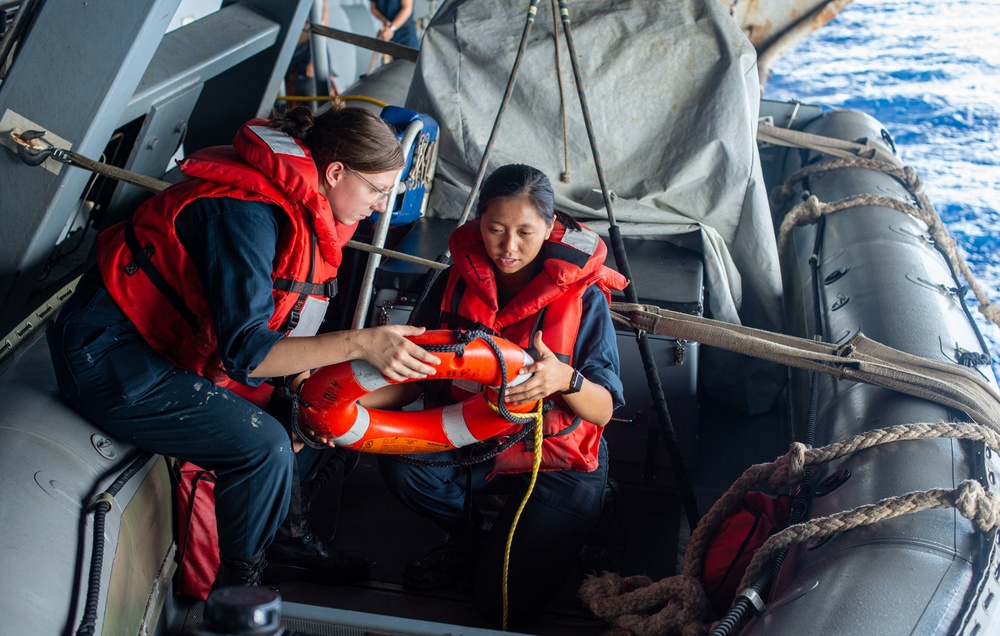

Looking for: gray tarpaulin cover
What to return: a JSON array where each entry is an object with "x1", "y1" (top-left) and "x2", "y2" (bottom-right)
[{"x1": 405, "y1": 0, "x2": 783, "y2": 412}]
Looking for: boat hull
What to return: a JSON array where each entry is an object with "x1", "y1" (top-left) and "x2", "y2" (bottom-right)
[
  {"x1": 0, "y1": 340, "x2": 175, "y2": 635},
  {"x1": 743, "y1": 109, "x2": 1000, "y2": 635}
]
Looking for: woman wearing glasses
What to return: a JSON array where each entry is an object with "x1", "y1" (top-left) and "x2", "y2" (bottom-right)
[{"x1": 46, "y1": 103, "x2": 441, "y2": 591}]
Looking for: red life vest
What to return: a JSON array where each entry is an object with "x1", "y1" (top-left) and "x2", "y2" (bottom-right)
[
  {"x1": 441, "y1": 218, "x2": 627, "y2": 474},
  {"x1": 97, "y1": 120, "x2": 355, "y2": 407}
]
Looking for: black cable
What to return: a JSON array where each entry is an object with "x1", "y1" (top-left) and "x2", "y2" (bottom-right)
[
  {"x1": 557, "y1": 0, "x2": 700, "y2": 530},
  {"x1": 711, "y1": 217, "x2": 825, "y2": 636},
  {"x1": 0, "y1": 0, "x2": 44, "y2": 81},
  {"x1": 290, "y1": 328, "x2": 540, "y2": 466},
  {"x1": 452, "y1": 0, "x2": 541, "y2": 229},
  {"x1": 932, "y1": 241, "x2": 993, "y2": 361},
  {"x1": 76, "y1": 451, "x2": 156, "y2": 636},
  {"x1": 289, "y1": 389, "x2": 327, "y2": 450}
]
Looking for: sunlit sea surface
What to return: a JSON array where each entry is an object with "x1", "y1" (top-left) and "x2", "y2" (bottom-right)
[{"x1": 765, "y1": 0, "x2": 1000, "y2": 381}]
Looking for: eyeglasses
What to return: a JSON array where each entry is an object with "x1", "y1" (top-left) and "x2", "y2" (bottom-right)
[{"x1": 346, "y1": 166, "x2": 395, "y2": 206}]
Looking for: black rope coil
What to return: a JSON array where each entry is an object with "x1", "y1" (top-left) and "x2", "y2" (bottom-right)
[{"x1": 395, "y1": 329, "x2": 541, "y2": 467}]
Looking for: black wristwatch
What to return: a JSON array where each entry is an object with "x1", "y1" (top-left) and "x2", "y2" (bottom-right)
[{"x1": 561, "y1": 368, "x2": 584, "y2": 395}]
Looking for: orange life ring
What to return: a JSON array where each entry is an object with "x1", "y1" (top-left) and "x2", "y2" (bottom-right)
[{"x1": 297, "y1": 330, "x2": 539, "y2": 454}]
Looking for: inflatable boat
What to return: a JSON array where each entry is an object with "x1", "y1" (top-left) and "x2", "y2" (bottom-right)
[{"x1": 0, "y1": 1, "x2": 997, "y2": 635}]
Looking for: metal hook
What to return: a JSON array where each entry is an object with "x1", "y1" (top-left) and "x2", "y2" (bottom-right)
[{"x1": 13, "y1": 129, "x2": 55, "y2": 166}]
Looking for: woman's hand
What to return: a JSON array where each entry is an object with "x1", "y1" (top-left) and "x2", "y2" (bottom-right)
[
  {"x1": 503, "y1": 331, "x2": 573, "y2": 405},
  {"x1": 504, "y1": 330, "x2": 615, "y2": 426},
  {"x1": 289, "y1": 426, "x2": 341, "y2": 453},
  {"x1": 297, "y1": 426, "x2": 338, "y2": 451},
  {"x1": 352, "y1": 324, "x2": 441, "y2": 383},
  {"x1": 252, "y1": 325, "x2": 440, "y2": 382}
]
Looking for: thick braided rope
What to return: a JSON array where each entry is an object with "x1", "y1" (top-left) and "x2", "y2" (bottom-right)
[
  {"x1": 579, "y1": 572, "x2": 713, "y2": 636},
  {"x1": 905, "y1": 171, "x2": 1000, "y2": 326},
  {"x1": 769, "y1": 157, "x2": 903, "y2": 209},
  {"x1": 737, "y1": 479, "x2": 1000, "y2": 594},
  {"x1": 687, "y1": 422, "x2": 1000, "y2": 582},
  {"x1": 773, "y1": 156, "x2": 999, "y2": 326},
  {"x1": 579, "y1": 422, "x2": 1000, "y2": 636},
  {"x1": 776, "y1": 192, "x2": 919, "y2": 251}
]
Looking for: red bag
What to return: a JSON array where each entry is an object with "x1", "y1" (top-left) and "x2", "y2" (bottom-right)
[
  {"x1": 701, "y1": 492, "x2": 790, "y2": 616},
  {"x1": 175, "y1": 462, "x2": 220, "y2": 601}
]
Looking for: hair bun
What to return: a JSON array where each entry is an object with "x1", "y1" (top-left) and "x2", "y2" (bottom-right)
[{"x1": 269, "y1": 105, "x2": 315, "y2": 140}]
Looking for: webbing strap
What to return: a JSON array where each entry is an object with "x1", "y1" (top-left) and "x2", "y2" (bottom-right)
[
  {"x1": 123, "y1": 221, "x2": 200, "y2": 333},
  {"x1": 757, "y1": 122, "x2": 903, "y2": 167},
  {"x1": 272, "y1": 277, "x2": 338, "y2": 298}
]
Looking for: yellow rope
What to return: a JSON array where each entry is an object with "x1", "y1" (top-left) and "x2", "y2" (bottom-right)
[
  {"x1": 501, "y1": 399, "x2": 544, "y2": 630},
  {"x1": 273, "y1": 94, "x2": 389, "y2": 109},
  {"x1": 482, "y1": 395, "x2": 544, "y2": 630},
  {"x1": 340, "y1": 94, "x2": 390, "y2": 108},
  {"x1": 274, "y1": 95, "x2": 338, "y2": 102}
]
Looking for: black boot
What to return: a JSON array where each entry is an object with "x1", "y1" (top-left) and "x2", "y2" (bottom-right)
[
  {"x1": 213, "y1": 552, "x2": 267, "y2": 591},
  {"x1": 402, "y1": 514, "x2": 492, "y2": 592},
  {"x1": 263, "y1": 521, "x2": 371, "y2": 585},
  {"x1": 300, "y1": 448, "x2": 360, "y2": 543},
  {"x1": 580, "y1": 478, "x2": 627, "y2": 573},
  {"x1": 402, "y1": 534, "x2": 478, "y2": 591}
]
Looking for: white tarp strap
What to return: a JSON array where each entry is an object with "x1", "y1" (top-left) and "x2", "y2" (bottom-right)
[{"x1": 757, "y1": 121, "x2": 903, "y2": 167}]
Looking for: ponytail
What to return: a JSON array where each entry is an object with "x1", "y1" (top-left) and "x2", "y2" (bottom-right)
[{"x1": 554, "y1": 209, "x2": 580, "y2": 230}]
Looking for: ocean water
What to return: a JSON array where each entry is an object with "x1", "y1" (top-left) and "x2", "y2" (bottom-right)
[{"x1": 764, "y1": 0, "x2": 1000, "y2": 381}]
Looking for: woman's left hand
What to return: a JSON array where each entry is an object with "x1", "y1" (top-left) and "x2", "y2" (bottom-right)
[
  {"x1": 290, "y1": 426, "x2": 338, "y2": 453},
  {"x1": 503, "y1": 331, "x2": 573, "y2": 405}
]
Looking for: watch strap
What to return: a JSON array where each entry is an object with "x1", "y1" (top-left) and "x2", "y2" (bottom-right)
[{"x1": 561, "y1": 368, "x2": 584, "y2": 395}]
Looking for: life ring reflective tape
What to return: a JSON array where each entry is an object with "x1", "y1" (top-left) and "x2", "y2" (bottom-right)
[{"x1": 297, "y1": 330, "x2": 538, "y2": 454}]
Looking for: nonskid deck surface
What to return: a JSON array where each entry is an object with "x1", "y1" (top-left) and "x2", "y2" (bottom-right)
[
  {"x1": 268, "y1": 392, "x2": 789, "y2": 634},
  {"x1": 272, "y1": 453, "x2": 634, "y2": 635}
]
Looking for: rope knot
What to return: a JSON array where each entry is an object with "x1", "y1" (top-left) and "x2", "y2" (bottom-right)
[
  {"x1": 777, "y1": 195, "x2": 827, "y2": 251},
  {"x1": 800, "y1": 195, "x2": 824, "y2": 223},
  {"x1": 901, "y1": 165, "x2": 923, "y2": 193},
  {"x1": 579, "y1": 572, "x2": 713, "y2": 636},
  {"x1": 955, "y1": 480, "x2": 1000, "y2": 532},
  {"x1": 770, "y1": 442, "x2": 808, "y2": 488}
]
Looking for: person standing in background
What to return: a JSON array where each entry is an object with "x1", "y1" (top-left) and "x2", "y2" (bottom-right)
[{"x1": 370, "y1": 0, "x2": 420, "y2": 50}]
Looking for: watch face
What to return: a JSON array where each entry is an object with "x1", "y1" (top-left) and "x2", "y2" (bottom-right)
[{"x1": 563, "y1": 369, "x2": 583, "y2": 394}]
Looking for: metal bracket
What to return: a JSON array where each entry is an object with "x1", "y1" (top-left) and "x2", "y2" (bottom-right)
[
  {"x1": 737, "y1": 587, "x2": 766, "y2": 614},
  {"x1": 0, "y1": 109, "x2": 72, "y2": 175}
]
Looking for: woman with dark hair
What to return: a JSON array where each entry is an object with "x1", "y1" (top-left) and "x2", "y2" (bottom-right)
[
  {"x1": 47, "y1": 103, "x2": 442, "y2": 589},
  {"x1": 377, "y1": 163, "x2": 627, "y2": 626}
]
